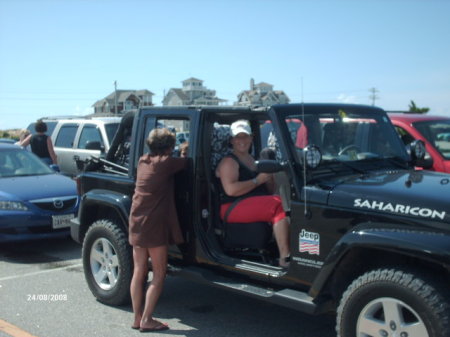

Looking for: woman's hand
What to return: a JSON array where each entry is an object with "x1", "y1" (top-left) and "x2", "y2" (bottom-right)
[
  {"x1": 256, "y1": 172, "x2": 275, "y2": 194},
  {"x1": 256, "y1": 173, "x2": 272, "y2": 184}
]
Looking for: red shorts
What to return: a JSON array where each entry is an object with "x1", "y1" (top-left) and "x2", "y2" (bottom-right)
[{"x1": 220, "y1": 195, "x2": 286, "y2": 225}]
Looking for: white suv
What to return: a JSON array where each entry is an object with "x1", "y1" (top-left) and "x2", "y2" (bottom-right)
[{"x1": 51, "y1": 117, "x2": 121, "y2": 175}]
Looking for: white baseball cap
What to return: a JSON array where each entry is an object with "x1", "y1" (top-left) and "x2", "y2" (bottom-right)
[{"x1": 230, "y1": 120, "x2": 252, "y2": 136}]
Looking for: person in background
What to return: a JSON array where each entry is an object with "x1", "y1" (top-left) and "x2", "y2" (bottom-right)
[
  {"x1": 14, "y1": 129, "x2": 31, "y2": 151},
  {"x1": 215, "y1": 120, "x2": 290, "y2": 268},
  {"x1": 20, "y1": 120, "x2": 57, "y2": 165},
  {"x1": 179, "y1": 141, "x2": 189, "y2": 157},
  {"x1": 129, "y1": 128, "x2": 188, "y2": 332}
]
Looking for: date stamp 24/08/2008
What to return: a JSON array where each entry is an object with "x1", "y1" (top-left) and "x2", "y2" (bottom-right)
[{"x1": 27, "y1": 294, "x2": 68, "y2": 302}]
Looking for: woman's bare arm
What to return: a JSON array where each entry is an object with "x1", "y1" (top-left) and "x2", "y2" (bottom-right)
[
  {"x1": 46, "y1": 137, "x2": 58, "y2": 164},
  {"x1": 20, "y1": 134, "x2": 32, "y2": 147},
  {"x1": 216, "y1": 157, "x2": 271, "y2": 197}
]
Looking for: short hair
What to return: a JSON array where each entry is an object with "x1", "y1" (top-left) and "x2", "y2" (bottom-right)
[
  {"x1": 146, "y1": 128, "x2": 176, "y2": 155},
  {"x1": 35, "y1": 120, "x2": 47, "y2": 133}
]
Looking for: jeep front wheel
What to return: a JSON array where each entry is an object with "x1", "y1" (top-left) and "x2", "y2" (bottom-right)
[
  {"x1": 82, "y1": 219, "x2": 132, "y2": 306},
  {"x1": 336, "y1": 268, "x2": 450, "y2": 337}
]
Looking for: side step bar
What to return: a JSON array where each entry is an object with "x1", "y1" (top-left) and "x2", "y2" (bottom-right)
[{"x1": 168, "y1": 265, "x2": 317, "y2": 314}]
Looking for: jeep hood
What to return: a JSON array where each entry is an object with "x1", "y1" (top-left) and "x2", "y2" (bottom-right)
[{"x1": 327, "y1": 170, "x2": 450, "y2": 223}]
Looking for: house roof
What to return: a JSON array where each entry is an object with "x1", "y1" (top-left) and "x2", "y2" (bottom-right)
[
  {"x1": 169, "y1": 88, "x2": 189, "y2": 101},
  {"x1": 183, "y1": 77, "x2": 203, "y2": 83},
  {"x1": 93, "y1": 90, "x2": 154, "y2": 107},
  {"x1": 256, "y1": 82, "x2": 273, "y2": 87},
  {"x1": 235, "y1": 88, "x2": 289, "y2": 104},
  {"x1": 134, "y1": 89, "x2": 154, "y2": 96}
]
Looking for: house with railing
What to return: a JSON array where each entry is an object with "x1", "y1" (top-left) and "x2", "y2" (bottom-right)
[{"x1": 162, "y1": 77, "x2": 226, "y2": 106}]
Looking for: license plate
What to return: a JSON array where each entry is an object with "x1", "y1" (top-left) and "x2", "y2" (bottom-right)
[{"x1": 52, "y1": 214, "x2": 75, "y2": 229}]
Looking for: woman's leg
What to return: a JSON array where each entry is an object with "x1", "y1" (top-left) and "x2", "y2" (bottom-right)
[
  {"x1": 221, "y1": 195, "x2": 290, "y2": 266},
  {"x1": 130, "y1": 246, "x2": 149, "y2": 328},
  {"x1": 273, "y1": 217, "x2": 290, "y2": 266},
  {"x1": 140, "y1": 245, "x2": 168, "y2": 329}
]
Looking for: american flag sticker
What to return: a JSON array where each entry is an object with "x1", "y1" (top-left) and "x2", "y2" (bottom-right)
[{"x1": 299, "y1": 229, "x2": 320, "y2": 255}]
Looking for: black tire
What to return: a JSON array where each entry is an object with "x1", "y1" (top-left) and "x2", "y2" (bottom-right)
[
  {"x1": 336, "y1": 268, "x2": 450, "y2": 337},
  {"x1": 82, "y1": 219, "x2": 133, "y2": 306}
]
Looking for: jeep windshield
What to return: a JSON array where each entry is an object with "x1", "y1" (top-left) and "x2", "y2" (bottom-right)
[{"x1": 270, "y1": 104, "x2": 409, "y2": 174}]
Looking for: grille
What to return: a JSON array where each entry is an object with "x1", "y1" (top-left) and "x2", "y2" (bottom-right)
[{"x1": 31, "y1": 197, "x2": 78, "y2": 212}]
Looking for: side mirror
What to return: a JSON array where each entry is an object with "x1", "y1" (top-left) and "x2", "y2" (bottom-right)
[
  {"x1": 85, "y1": 141, "x2": 104, "y2": 152},
  {"x1": 256, "y1": 160, "x2": 283, "y2": 173},
  {"x1": 408, "y1": 140, "x2": 428, "y2": 167}
]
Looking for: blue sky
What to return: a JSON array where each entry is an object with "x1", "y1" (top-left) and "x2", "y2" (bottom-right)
[{"x1": 1, "y1": 0, "x2": 449, "y2": 130}]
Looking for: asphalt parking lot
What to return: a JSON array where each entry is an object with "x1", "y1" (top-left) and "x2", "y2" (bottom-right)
[{"x1": 0, "y1": 237, "x2": 336, "y2": 337}]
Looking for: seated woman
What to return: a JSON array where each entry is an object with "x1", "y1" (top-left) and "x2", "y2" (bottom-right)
[{"x1": 215, "y1": 120, "x2": 290, "y2": 267}]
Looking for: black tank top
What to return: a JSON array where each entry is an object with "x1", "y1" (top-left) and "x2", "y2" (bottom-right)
[
  {"x1": 219, "y1": 153, "x2": 268, "y2": 204},
  {"x1": 30, "y1": 134, "x2": 51, "y2": 159}
]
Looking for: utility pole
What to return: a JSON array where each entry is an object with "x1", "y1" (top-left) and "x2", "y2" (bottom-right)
[
  {"x1": 369, "y1": 87, "x2": 379, "y2": 106},
  {"x1": 114, "y1": 80, "x2": 118, "y2": 114}
]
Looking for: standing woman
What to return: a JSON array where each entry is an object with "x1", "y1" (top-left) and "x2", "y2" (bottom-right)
[
  {"x1": 129, "y1": 128, "x2": 187, "y2": 332},
  {"x1": 21, "y1": 120, "x2": 57, "y2": 165}
]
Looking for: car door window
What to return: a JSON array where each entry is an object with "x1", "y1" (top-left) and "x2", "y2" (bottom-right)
[
  {"x1": 55, "y1": 124, "x2": 78, "y2": 148},
  {"x1": 395, "y1": 126, "x2": 415, "y2": 145},
  {"x1": 156, "y1": 118, "x2": 190, "y2": 157},
  {"x1": 77, "y1": 124, "x2": 103, "y2": 149},
  {"x1": 139, "y1": 117, "x2": 189, "y2": 158},
  {"x1": 105, "y1": 123, "x2": 120, "y2": 144}
]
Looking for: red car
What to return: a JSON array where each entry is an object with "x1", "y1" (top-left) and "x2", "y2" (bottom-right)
[{"x1": 389, "y1": 113, "x2": 450, "y2": 173}]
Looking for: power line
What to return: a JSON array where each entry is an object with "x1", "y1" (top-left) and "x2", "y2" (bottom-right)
[{"x1": 369, "y1": 87, "x2": 379, "y2": 106}]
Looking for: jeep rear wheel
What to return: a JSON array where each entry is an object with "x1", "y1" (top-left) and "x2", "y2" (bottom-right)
[
  {"x1": 336, "y1": 268, "x2": 450, "y2": 337},
  {"x1": 82, "y1": 219, "x2": 132, "y2": 305}
]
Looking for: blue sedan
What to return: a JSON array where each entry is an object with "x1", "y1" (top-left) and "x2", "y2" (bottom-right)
[{"x1": 0, "y1": 144, "x2": 79, "y2": 242}]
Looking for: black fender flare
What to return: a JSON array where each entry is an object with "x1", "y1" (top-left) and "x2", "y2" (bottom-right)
[
  {"x1": 309, "y1": 222, "x2": 450, "y2": 297},
  {"x1": 79, "y1": 189, "x2": 131, "y2": 233}
]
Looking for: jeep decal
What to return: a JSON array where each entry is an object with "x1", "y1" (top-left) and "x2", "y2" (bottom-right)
[
  {"x1": 354, "y1": 198, "x2": 446, "y2": 220},
  {"x1": 299, "y1": 229, "x2": 320, "y2": 255}
]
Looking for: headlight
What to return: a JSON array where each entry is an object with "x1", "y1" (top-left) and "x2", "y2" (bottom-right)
[
  {"x1": 303, "y1": 145, "x2": 322, "y2": 169},
  {"x1": 0, "y1": 201, "x2": 29, "y2": 211},
  {"x1": 411, "y1": 139, "x2": 426, "y2": 160}
]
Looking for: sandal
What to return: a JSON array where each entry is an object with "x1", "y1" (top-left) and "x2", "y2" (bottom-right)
[{"x1": 279, "y1": 255, "x2": 291, "y2": 268}]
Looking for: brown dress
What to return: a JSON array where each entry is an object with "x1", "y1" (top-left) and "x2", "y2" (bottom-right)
[{"x1": 128, "y1": 154, "x2": 187, "y2": 248}]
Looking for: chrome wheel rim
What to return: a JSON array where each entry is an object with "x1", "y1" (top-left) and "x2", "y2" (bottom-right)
[
  {"x1": 357, "y1": 297, "x2": 428, "y2": 337},
  {"x1": 90, "y1": 238, "x2": 119, "y2": 290}
]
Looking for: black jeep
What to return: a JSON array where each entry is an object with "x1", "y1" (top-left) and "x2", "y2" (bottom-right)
[{"x1": 71, "y1": 104, "x2": 450, "y2": 337}]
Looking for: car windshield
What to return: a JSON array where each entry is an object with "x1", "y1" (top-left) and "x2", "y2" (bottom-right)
[
  {"x1": 0, "y1": 148, "x2": 54, "y2": 178},
  {"x1": 27, "y1": 121, "x2": 58, "y2": 136},
  {"x1": 413, "y1": 119, "x2": 450, "y2": 159},
  {"x1": 105, "y1": 123, "x2": 120, "y2": 145},
  {"x1": 270, "y1": 105, "x2": 409, "y2": 172}
]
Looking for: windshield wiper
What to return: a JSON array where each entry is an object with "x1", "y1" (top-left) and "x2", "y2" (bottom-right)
[
  {"x1": 327, "y1": 159, "x2": 367, "y2": 174},
  {"x1": 12, "y1": 173, "x2": 53, "y2": 177},
  {"x1": 12, "y1": 173, "x2": 37, "y2": 177},
  {"x1": 383, "y1": 156, "x2": 409, "y2": 169}
]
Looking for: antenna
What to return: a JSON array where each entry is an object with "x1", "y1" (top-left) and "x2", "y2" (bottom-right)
[{"x1": 301, "y1": 77, "x2": 307, "y2": 215}]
